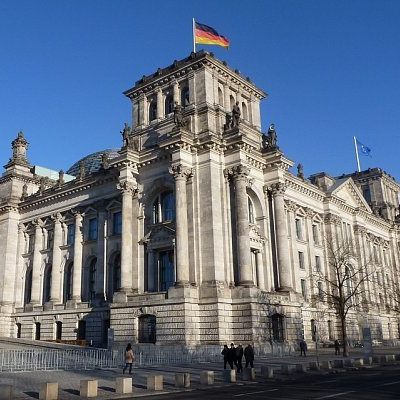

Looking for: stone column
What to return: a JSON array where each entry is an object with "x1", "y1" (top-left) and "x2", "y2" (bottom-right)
[
  {"x1": 231, "y1": 165, "x2": 253, "y2": 286},
  {"x1": 173, "y1": 81, "x2": 180, "y2": 104},
  {"x1": 50, "y1": 213, "x2": 63, "y2": 303},
  {"x1": 169, "y1": 164, "x2": 192, "y2": 286},
  {"x1": 255, "y1": 250, "x2": 265, "y2": 290},
  {"x1": 95, "y1": 208, "x2": 107, "y2": 302},
  {"x1": 224, "y1": 83, "x2": 230, "y2": 111},
  {"x1": 156, "y1": 88, "x2": 163, "y2": 119},
  {"x1": 30, "y1": 219, "x2": 43, "y2": 304},
  {"x1": 119, "y1": 181, "x2": 136, "y2": 293},
  {"x1": 271, "y1": 183, "x2": 293, "y2": 290},
  {"x1": 72, "y1": 212, "x2": 83, "y2": 301},
  {"x1": 15, "y1": 223, "x2": 26, "y2": 307}
]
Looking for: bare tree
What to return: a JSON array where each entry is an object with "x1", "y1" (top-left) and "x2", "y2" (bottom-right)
[{"x1": 312, "y1": 238, "x2": 377, "y2": 357}]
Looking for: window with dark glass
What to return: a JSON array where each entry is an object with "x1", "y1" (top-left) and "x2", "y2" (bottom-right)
[
  {"x1": 47, "y1": 230, "x2": 54, "y2": 250},
  {"x1": 318, "y1": 281, "x2": 324, "y2": 300},
  {"x1": 270, "y1": 314, "x2": 284, "y2": 341},
  {"x1": 327, "y1": 320, "x2": 334, "y2": 340},
  {"x1": 315, "y1": 255, "x2": 321, "y2": 271},
  {"x1": 24, "y1": 268, "x2": 33, "y2": 305},
  {"x1": 43, "y1": 264, "x2": 52, "y2": 304},
  {"x1": 362, "y1": 185, "x2": 372, "y2": 203},
  {"x1": 112, "y1": 253, "x2": 121, "y2": 295},
  {"x1": 149, "y1": 101, "x2": 157, "y2": 121},
  {"x1": 16, "y1": 323, "x2": 22, "y2": 339},
  {"x1": 295, "y1": 218, "x2": 303, "y2": 240},
  {"x1": 88, "y1": 218, "x2": 98, "y2": 241},
  {"x1": 181, "y1": 87, "x2": 190, "y2": 107},
  {"x1": 63, "y1": 262, "x2": 73, "y2": 302},
  {"x1": 159, "y1": 250, "x2": 175, "y2": 291},
  {"x1": 112, "y1": 211, "x2": 122, "y2": 235},
  {"x1": 298, "y1": 251, "x2": 305, "y2": 269},
  {"x1": 67, "y1": 224, "x2": 75, "y2": 245},
  {"x1": 88, "y1": 258, "x2": 97, "y2": 301},
  {"x1": 138, "y1": 315, "x2": 156, "y2": 343},
  {"x1": 28, "y1": 234, "x2": 35, "y2": 253},
  {"x1": 152, "y1": 191, "x2": 175, "y2": 223},
  {"x1": 312, "y1": 224, "x2": 319, "y2": 244},
  {"x1": 35, "y1": 322, "x2": 41, "y2": 340},
  {"x1": 300, "y1": 279, "x2": 306, "y2": 298},
  {"x1": 311, "y1": 319, "x2": 317, "y2": 341},
  {"x1": 56, "y1": 321, "x2": 62, "y2": 340},
  {"x1": 165, "y1": 95, "x2": 174, "y2": 115}
]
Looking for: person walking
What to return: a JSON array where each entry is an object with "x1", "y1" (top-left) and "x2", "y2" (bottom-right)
[
  {"x1": 299, "y1": 339, "x2": 307, "y2": 357},
  {"x1": 221, "y1": 344, "x2": 231, "y2": 369},
  {"x1": 123, "y1": 343, "x2": 135, "y2": 374},
  {"x1": 334, "y1": 339, "x2": 340, "y2": 356},
  {"x1": 244, "y1": 344, "x2": 254, "y2": 368},
  {"x1": 236, "y1": 344, "x2": 244, "y2": 373}
]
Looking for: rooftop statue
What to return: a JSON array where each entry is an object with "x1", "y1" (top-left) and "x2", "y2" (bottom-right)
[
  {"x1": 232, "y1": 101, "x2": 241, "y2": 127},
  {"x1": 173, "y1": 101, "x2": 190, "y2": 129},
  {"x1": 263, "y1": 123, "x2": 278, "y2": 150},
  {"x1": 121, "y1": 123, "x2": 132, "y2": 148},
  {"x1": 297, "y1": 163, "x2": 304, "y2": 180}
]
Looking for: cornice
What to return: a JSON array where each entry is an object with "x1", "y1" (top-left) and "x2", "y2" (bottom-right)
[{"x1": 284, "y1": 175, "x2": 325, "y2": 202}]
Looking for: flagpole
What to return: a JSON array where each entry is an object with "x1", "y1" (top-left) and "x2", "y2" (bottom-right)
[
  {"x1": 354, "y1": 136, "x2": 361, "y2": 172},
  {"x1": 192, "y1": 18, "x2": 196, "y2": 53}
]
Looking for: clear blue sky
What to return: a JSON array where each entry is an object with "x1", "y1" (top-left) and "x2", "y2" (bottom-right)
[{"x1": 1, "y1": 0, "x2": 399, "y2": 180}]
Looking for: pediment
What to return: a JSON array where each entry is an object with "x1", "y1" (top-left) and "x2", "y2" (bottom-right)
[
  {"x1": 142, "y1": 223, "x2": 175, "y2": 244},
  {"x1": 330, "y1": 178, "x2": 372, "y2": 212}
]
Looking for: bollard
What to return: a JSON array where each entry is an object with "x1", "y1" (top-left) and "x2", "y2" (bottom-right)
[
  {"x1": 261, "y1": 366, "x2": 274, "y2": 379},
  {"x1": 281, "y1": 364, "x2": 296, "y2": 374},
  {"x1": 200, "y1": 371, "x2": 214, "y2": 385},
  {"x1": 354, "y1": 359, "x2": 364, "y2": 367},
  {"x1": 333, "y1": 359, "x2": 344, "y2": 368},
  {"x1": 309, "y1": 361, "x2": 320, "y2": 371},
  {"x1": 243, "y1": 368, "x2": 256, "y2": 380},
  {"x1": 296, "y1": 363, "x2": 307, "y2": 373},
  {"x1": 175, "y1": 373, "x2": 190, "y2": 388},
  {"x1": 147, "y1": 375, "x2": 163, "y2": 391},
  {"x1": 39, "y1": 382, "x2": 58, "y2": 400},
  {"x1": 115, "y1": 377, "x2": 132, "y2": 395},
  {"x1": 363, "y1": 356, "x2": 373, "y2": 365},
  {"x1": 320, "y1": 361, "x2": 331, "y2": 370},
  {"x1": 80, "y1": 380, "x2": 98, "y2": 398},
  {"x1": 0, "y1": 385, "x2": 13, "y2": 400},
  {"x1": 223, "y1": 369, "x2": 236, "y2": 383}
]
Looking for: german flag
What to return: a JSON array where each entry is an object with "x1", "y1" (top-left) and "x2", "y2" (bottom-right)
[{"x1": 195, "y1": 21, "x2": 230, "y2": 48}]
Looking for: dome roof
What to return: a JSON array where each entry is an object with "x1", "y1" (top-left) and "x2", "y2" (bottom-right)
[{"x1": 66, "y1": 149, "x2": 120, "y2": 176}]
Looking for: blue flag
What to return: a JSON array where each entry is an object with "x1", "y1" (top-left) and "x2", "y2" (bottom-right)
[{"x1": 356, "y1": 139, "x2": 371, "y2": 156}]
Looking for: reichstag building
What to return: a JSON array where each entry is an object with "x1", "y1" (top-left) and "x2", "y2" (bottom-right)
[{"x1": 0, "y1": 51, "x2": 399, "y2": 348}]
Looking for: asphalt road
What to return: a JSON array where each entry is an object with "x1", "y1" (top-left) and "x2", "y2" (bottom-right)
[{"x1": 138, "y1": 365, "x2": 400, "y2": 400}]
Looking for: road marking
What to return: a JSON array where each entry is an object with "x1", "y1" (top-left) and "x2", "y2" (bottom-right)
[
  {"x1": 233, "y1": 389, "x2": 279, "y2": 397},
  {"x1": 315, "y1": 391, "x2": 355, "y2": 399},
  {"x1": 378, "y1": 380, "x2": 400, "y2": 387}
]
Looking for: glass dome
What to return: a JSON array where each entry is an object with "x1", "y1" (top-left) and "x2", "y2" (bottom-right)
[{"x1": 66, "y1": 149, "x2": 120, "y2": 177}]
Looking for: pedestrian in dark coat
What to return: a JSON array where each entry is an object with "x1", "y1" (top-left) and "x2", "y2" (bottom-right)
[
  {"x1": 122, "y1": 343, "x2": 135, "y2": 374},
  {"x1": 221, "y1": 344, "x2": 231, "y2": 369},
  {"x1": 244, "y1": 344, "x2": 254, "y2": 368},
  {"x1": 334, "y1": 339, "x2": 340, "y2": 355},
  {"x1": 236, "y1": 344, "x2": 244, "y2": 373},
  {"x1": 299, "y1": 339, "x2": 307, "y2": 357}
]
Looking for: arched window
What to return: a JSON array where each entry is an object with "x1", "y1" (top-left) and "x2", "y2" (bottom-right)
[
  {"x1": 138, "y1": 314, "x2": 156, "y2": 343},
  {"x1": 248, "y1": 197, "x2": 255, "y2": 223},
  {"x1": 181, "y1": 86, "x2": 190, "y2": 107},
  {"x1": 218, "y1": 87, "x2": 224, "y2": 106},
  {"x1": 242, "y1": 102, "x2": 248, "y2": 120},
  {"x1": 149, "y1": 101, "x2": 157, "y2": 121},
  {"x1": 24, "y1": 267, "x2": 33, "y2": 305},
  {"x1": 63, "y1": 262, "x2": 73, "y2": 303},
  {"x1": 165, "y1": 95, "x2": 174, "y2": 115},
  {"x1": 152, "y1": 191, "x2": 175, "y2": 223},
  {"x1": 311, "y1": 319, "x2": 317, "y2": 341},
  {"x1": 88, "y1": 258, "x2": 97, "y2": 301},
  {"x1": 42, "y1": 264, "x2": 52, "y2": 304},
  {"x1": 270, "y1": 313, "x2": 285, "y2": 342}
]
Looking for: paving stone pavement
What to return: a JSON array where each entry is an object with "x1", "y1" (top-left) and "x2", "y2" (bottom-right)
[{"x1": 0, "y1": 346, "x2": 399, "y2": 399}]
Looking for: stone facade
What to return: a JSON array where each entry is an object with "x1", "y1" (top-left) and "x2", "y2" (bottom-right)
[{"x1": 1, "y1": 51, "x2": 400, "y2": 348}]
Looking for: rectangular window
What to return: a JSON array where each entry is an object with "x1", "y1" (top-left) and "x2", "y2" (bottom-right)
[
  {"x1": 112, "y1": 211, "x2": 122, "y2": 235},
  {"x1": 362, "y1": 185, "x2": 372, "y2": 203},
  {"x1": 88, "y1": 218, "x2": 98, "y2": 241},
  {"x1": 300, "y1": 279, "x2": 307, "y2": 298},
  {"x1": 312, "y1": 224, "x2": 319, "y2": 244},
  {"x1": 47, "y1": 230, "x2": 54, "y2": 250},
  {"x1": 298, "y1": 251, "x2": 305, "y2": 269},
  {"x1": 318, "y1": 281, "x2": 324, "y2": 300},
  {"x1": 28, "y1": 234, "x2": 35, "y2": 253},
  {"x1": 67, "y1": 224, "x2": 75, "y2": 245},
  {"x1": 295, "y1": 218, "x2": 303, "y2": 240},
  {"x1": 315, "y1": 255, "x2": 321, "y2": 272},
  {"x1": 327, "y1": 320, "x2": 334, "y2": 341}
]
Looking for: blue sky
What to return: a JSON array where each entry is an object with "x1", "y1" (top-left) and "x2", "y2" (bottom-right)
[{"x1": 1, "y1": 0, "x2": 399, "y2": 180}]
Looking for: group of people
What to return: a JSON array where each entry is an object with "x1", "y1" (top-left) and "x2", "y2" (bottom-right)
[{"x1": 221, "y1": 343, "x2": 255, "y2": 372}]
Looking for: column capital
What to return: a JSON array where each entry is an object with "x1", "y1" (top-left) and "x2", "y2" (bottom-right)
[
  {"x1": 117, "y1": 180, "x2": 138, "y2": 195},
  {"x1": 18, "y1": 222, "x2": 26, "y2": 233},
  {"x1": 270, "y1": 182, "x2": 286, "y2": 196},
  {"x1": 284, "y1": 199, "x2": 297, "y2": 212},
  {"x1": 224, "y1": 164, "x2": 251, "y2": 181},
  {"x1": 51, "y1": 212, "x2": 63, "y2": 223},
  {"x1": 323, "y1": 213, "x2": 341, "y2": 225},
  {"x1": 169, "y1": 164, "x2": 193, "y2": 181},
  {"x1": 33, "y1": 218, "x2": 44, "y2": 228}
]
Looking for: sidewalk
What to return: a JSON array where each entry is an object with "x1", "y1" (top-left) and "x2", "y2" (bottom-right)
[{"x1": 0, "y1": 346, "x2": 399, "y2": 399}]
